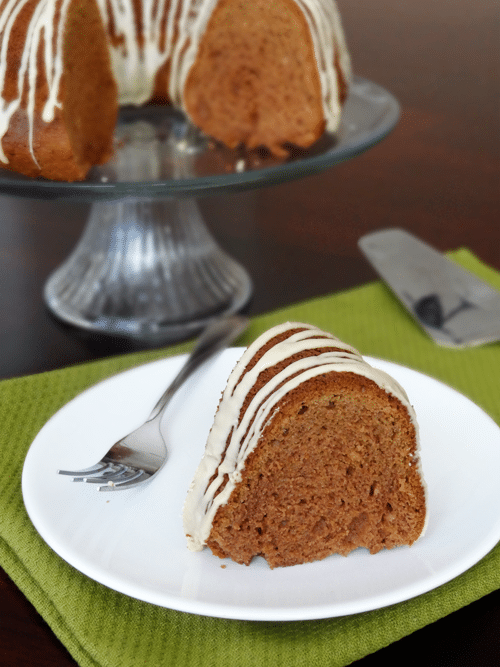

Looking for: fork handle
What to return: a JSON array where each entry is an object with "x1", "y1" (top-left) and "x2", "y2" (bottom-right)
[{"x1": 147, "y1": 314, "x2": 248, "y2": 422}]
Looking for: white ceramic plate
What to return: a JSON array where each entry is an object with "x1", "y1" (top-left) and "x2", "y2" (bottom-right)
[{"x1": 22, "y1": 350, "x2": 500, "y2": 621}]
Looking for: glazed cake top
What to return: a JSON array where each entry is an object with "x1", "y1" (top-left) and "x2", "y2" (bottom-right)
[{"x1": 183, "y1": 322, "x2": 420, "y2": 552}]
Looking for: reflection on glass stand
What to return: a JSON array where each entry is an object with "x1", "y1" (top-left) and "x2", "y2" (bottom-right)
[{"x1": 0, "y1": 77, "x2": 400, "y2": 343}]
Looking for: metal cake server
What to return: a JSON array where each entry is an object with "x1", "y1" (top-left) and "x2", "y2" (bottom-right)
[{"x1": 358, "y1": 228, "x2": 500, "y2": 348}]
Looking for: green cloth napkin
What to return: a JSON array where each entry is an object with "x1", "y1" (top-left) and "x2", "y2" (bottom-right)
[{"x1": 1, "y1": 248, "x2": 500, "y2": 667}]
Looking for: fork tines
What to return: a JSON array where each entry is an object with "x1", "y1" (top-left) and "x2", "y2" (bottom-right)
[{"x1": 57, "y1": 460, "x2": 151, "y2": 491}]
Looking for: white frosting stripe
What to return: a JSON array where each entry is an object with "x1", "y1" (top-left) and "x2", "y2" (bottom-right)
[
  {"x1": 183, "y1": 322, "x2": 417, "y2": 551},
  {"x1": 0, "y1": 0, "x2": 351, "y2": 167}
]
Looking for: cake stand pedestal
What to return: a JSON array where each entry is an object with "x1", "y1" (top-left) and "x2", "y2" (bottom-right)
[
  {"x1": 43, "y1": 196, "x2": 251, "y2": 341},
  {"x1": 0, "y1": 77, "x2": 400, "y2": 343}
]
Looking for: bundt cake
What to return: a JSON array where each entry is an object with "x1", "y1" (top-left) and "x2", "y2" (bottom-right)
[
  {"x1": 0, "y1": 0, "x2": 351, "y2": 181},
  {"x1": 183, "y1": 322, "x2": 427, "y2": 568}
]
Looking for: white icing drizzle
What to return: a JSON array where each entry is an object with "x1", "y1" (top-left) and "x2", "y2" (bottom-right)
[
  {"x1": 0, "y1": 0, "x2": 351, "y2": 166},
  {"x1": 94, "y1": 0, "x2": 220, "y2": 106},
  {"x1": 183, "y1": 322, "x2": 423, "y2": 552},
  {"x1": 294, "y1": 0, "x2": 351, "y2": 131}
]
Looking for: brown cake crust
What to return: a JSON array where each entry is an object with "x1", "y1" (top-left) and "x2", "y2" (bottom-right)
[
  {"x1": 206, "y1": 371, "x2": 426, "y2": 568},
  {"x1": 0, "y1": 0, "x2": 117, "y2": 181}
]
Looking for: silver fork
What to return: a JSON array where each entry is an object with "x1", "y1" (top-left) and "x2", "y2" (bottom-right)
[{"x1": 57, "y1": 314, "x2": 248, "y2": 491}]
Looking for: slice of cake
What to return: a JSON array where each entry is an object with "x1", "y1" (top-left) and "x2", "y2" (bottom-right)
[{"x1": 183, "y1": 322, "x2": 427, "y2": 568}]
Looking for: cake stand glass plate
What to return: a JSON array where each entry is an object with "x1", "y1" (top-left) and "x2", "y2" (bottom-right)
[
  {"x1": 22, "y1": 349, "x2": 500, "y2": 622},
  {"x1": 0, "y1": 77, "x2": 399, "y2": 200},
  {"x1": 0, "y1": 78, "x2": 400, "y2": 343}
]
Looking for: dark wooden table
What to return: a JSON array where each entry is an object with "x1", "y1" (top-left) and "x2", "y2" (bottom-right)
[{"x1": 1, "y1": 1, "x2": 499, "y2": 664}]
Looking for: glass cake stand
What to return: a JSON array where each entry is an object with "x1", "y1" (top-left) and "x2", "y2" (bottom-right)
[{"x1": 0, "y1": 77, "x2": 400, "y2": 343}]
